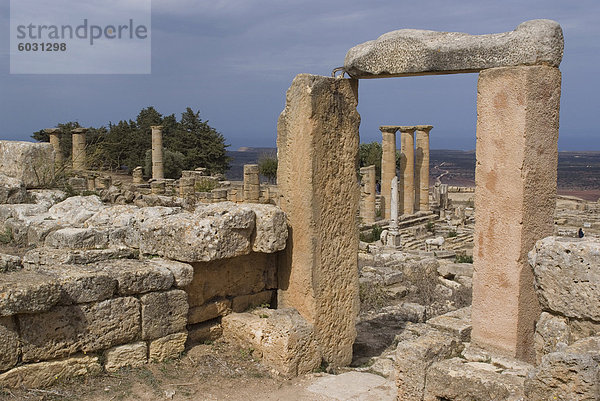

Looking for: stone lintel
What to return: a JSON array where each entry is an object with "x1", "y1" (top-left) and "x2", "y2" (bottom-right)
[
  {"x1": 344, "y1": 19, "x2": 563, "y2": 79},
  {"x1": 71, "y1": 128, "x2": 88, "y2": 134},
  {"x1": 44, "y1": 128, "x2": 61, "y2": 134},
  {"x1": 415, "y1": 125, "x2": 433, "y2": 132}
]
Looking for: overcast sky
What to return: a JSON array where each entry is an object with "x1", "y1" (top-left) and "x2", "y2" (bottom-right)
[{"x1": 0, "y1": 0, "x2": 598, "y2": 150}]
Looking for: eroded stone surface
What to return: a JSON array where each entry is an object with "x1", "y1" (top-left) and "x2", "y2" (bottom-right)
[
  {"x1": 45, "y1": 227, "x2": 110, "y2": 249},
  {"x1": 534, "y1": 312, "x2": 569, "y2": 365},
  {"x1": 22, "y1": 246, "x2": 136, "y2": 267},
  {"x1": 140, "y1": 290, "x2": 188, "y2": 340},
  {"x1": 0, "y1": 253, "x2": 21, "y2": 272},
  {"x1": 19, "y1": 297, "x2": 140, "y2": 362},
  {"x1": 0, "y1": 174, "x2": 26, "y2": 204},
  {"x1": 240, "y1": 204, "x2": 288, "y2": 253},
  {"x1": 344, "y1": 19, "x2": 563, "y2": 78},
  {"x1": 149, "y1": 332, "x2": 187, "y2": 362},
  {"x1": 0, "y1": 271, "x2": 61, "y2": 316},
  {"x1": 47, "y1": 195, "x2": 105, "y2": 225},
  {"x1": 530, "y1": 237, "x2": 600, "y2": 322},
  {"x1": 0, "y1": 317, "x2": 19, "y2": 372},
  {"x1": 93, "y1": 259, "x2": 174, "y2": 296},
  {"x1": 0, "y1": 141, "x2": 55, "y2": 188},
  {"x1": 104, "y1": 342, "x2": 148, "y2": 372}
]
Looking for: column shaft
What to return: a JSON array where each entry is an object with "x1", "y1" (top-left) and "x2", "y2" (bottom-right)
[
  {"x1": 243, "y1": 164, "x2": 260, "y2": 202},
  {"x1": 71, "y1": 128, "x2": 87, "y2": 170},
  {"x1": 380, "y1": 129, "x2": 397, "y2": 220},
  {"x1": 415, "y1": 126, "x2": 432, "y2": 212},
  {"x1": 400, "y1": 129, "x2": 415, "y2": 215},
  {"x1": 360, "y1": 165, "x2": 376, "y2": 224},
  {"x1": 151, "y1": 126, "x2": 164, "y2": 180}
]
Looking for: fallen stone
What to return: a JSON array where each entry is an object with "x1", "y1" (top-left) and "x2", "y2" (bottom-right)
[
  {"x1": 0, "y1": 253, "x2": 21, "y2": 272},
  {"x1": 222, "y1": 308, "x2": 321, "y2": 377},
  {"x1": 525, "y1": 336, "x2": 600, "y2": 400},
  {"x1": 104, "y1": 342, "x2": 148, "y2": 372},
  {"x1": 148, "y1": 258, "x2": 193, "y2": 288},
  {"x1": 19, "y1": 297, "x2": 140, "y2": 362},
  {"x1": 534, "y1": 312, "x2": 569, "y2": 364},
  {"x1": 239, "y1": 203, "x2": 288, "y2": 253},
  {"x1": 44, "y1": 227, "x2": 109, "y2": 249},
  {"x1": 47, "y1": 195, "x2": 106, "y2": 225},
  {"x1": 344, "y1": 19, "x2": 563, "y2": 78},
  {"x1": 0, "y1": 174, "x2": 26, "y2": 204},
  {"x1": 149, "y1": 332, "x2": 187, "y2": 362},
  {"x1": 437, "y1": 262, "x2": 474, "y2": 279},
  {"x1": 424, "y1": 357, "x2": 525, "y2": 401},
  {"x1": 427, "y1": 306, "x2": 472, "y2": 342},
  {"x1": 140, "y1": 290, "x2": 188, "y2": 340},
  {"x1": 0, "y1": 316, "x2": 19, "y2": 372},
  {"x1": 139, "y1": 203, "x2": 255, "y2": 262},
  {"x1": 530, "y1": 237, "x2": 600, "y2": 321},
  {"x1": 395, "y1": 323, "x2": 463, "y2": 401},
  {"x1": 0, "y1": 141, "x2": 55, "y2": 188},
  {"x1": 0, "y1": 355, "x2": 101, "y2": 388},
  {"x1": 0, "y1": 271, "x2": 61, "y2": 316}
]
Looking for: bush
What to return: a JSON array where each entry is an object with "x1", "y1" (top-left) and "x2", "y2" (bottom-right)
[
  {"x1": 359, "y1": 226, "x2": 383, "y2": 243},
  {"x1": 447, "y1": 230, "x2": 457, "y2": 238},
  {"x1": 144, "y1": 148, "x2": 186, "y2": 179},
  {"x1": 258, "y1": 156, "x2": 277, "y2": 184},
  {"x1": 455, "y1": 254, "x2": 473, "y2": 264}
]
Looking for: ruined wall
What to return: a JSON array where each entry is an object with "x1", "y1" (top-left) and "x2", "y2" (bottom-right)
[{"x1": 0, "y1": 194, "x2": 287, "y2": 387}]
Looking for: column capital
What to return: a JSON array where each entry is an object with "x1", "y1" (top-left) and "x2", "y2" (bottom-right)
[
  {"x1": 415, "y1": 125, "x2": 433, "y2": 133},
  {"x1": 379, "y1": 125, "x2": 399, "y2": 134},
  {"x1": 397, "y1": 126, "x2": 417, "y2": 133},
  {"x1": 71, "y1": 127, "x2": 89, "y2": 134},
  {"x1": 151, "y1": 125, "x2": 163, "y2": 130},
  {"x1": 44, "y1": 128, "x2": 61, "y2": 134}
]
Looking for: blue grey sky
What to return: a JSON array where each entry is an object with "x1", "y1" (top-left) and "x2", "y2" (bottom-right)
[{"x1": 1, "y1": 0, "x2": 598, "y2": 150}]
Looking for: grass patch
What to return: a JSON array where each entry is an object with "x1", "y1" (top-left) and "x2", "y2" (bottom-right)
[
  {"x1": 0, "y1": 227, "x2": 13, "y2": 244},
  {"x1": 359, "y1": 226, "x2": 383, "y2": 243},
  {"x1": 455, "y1": 254, "x2": 473, "y2": 263}
]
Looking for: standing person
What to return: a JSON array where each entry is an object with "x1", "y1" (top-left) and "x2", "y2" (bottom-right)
[{"x1": 578, "y1": 227, "x2": 584, "y2": 238}]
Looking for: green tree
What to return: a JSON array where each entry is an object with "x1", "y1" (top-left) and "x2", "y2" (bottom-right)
[
  {"x1": 144, "y1": 148, "x2": 186, "y2": 179},
  {"x1": 358, "y1": 141, "x2": 402, "y2": 181},
  {"x1": 258, "y1": 156, "x2": 278, "y2": 183}
]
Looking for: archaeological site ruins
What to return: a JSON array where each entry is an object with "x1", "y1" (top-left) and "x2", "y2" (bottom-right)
[{"x1": 0, "y1": 18, "x2": 598, "y2": 400}]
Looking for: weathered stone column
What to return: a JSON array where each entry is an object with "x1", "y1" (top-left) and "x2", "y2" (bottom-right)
[
  {"x1": 399, "y1": 126, "x2": 416, "y2": 215},
  {"x1": 359, "y1": 165, "x2": 376, "y2": 224},
  {"x1": 44, "y1": 128, "x2": 62, "y2": 166},
  {"x1": 151, "y1": 125, "x2": 164, "y2": 180},
  {"x1": 132, "y1": 166, "x2": 144, "y2": 185},
  {"x1": 243, "y1": 164, "x2": 260, "y2": 203},
  {"x1": 278, "y1": 74, "x2": 360, "y2": 367},
  {"x1": 71, "y1": 128, "x2": 87, "y2": 171},
  {"x1": 380, "y1": 126, "x2": 398, "y2": 220},
  {"x1": 472, "y1": 65, "x2": 561, "y2": 363},
  {"x1": 415, "y1": 125, "x2": 432, "y2": 212}
]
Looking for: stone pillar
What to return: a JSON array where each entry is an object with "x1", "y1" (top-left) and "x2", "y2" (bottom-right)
[
  {"x1": 132, "y1": 166, "x2": 144, "y2": 185},
  {"x1": 399, "y1": 126, "x2": 416, "y2": 215},
  {"x1": 179, "y1": 177, "x2": 195, "y2": 197},
  {"x1": 380, "y1": 126, "x2": 398, "y2": 220},
  {"x1": 243, "y1": 164, "x2": 260, "y2": 203},
  {"x1": 150, "y1": 180, "x2": 165, "y2": 195},
  {"x1": 44, "y1": 128, "x2": 62, "y2": 166},
  {"x1": 360, "y1": 165, "x2": 376, "y2": 224},
  {"x1": 415, "y1": 125, "x2": 432, "y2": 212},
  {"x1": 86, "y1": 175, "x2": 96, "y2": 191},
  {"x1": 71, "y1": 128, "x2": 87, "y2": 171},
  {"x1": 151, "y1": 125, "x2": 164, "y2": 180},
  {"x1": 277, "y1": 74, "x2": 360, "y2": 367},
  {"x1": 472, "y1": 65, "x2": 561, "y2": 363}
]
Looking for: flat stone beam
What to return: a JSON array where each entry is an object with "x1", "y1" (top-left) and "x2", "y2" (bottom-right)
[
  {"x1": 151, "y1": 126, "x2": 164, "y2": 180},
  {"x1": 278, "y1": 74, "x2": 360, "y2": 368},
  {"x1": 71, "y1": 128, "x2": 87, "y2": 171},
  {"x1": 472, "y1": 65, "x2": 561, "y2": 363},
  {"x1": 415, "y1": 125, "x2": 432, "y2": 212},
  {"x1": 380, "y1": 126, "x2": 398, "y2": 220},
  {"x1": 344, "y1": 19, "x2": 563, "y2": 78}
]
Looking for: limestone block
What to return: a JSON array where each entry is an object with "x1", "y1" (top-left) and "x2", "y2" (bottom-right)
[
  {"x1": 26, "y1": 218, "x2": 63, "y2": 246},
  {"x1": 149, "y1": 332, "x2": 187, "y2": 362},
  {"x1": 44, "y1": 227, "x2": 110, "y2": 249},
  {"x1": 186, "y1": 252, "x2": 274, "y2": 306},
  {"x1": 240, "y1": 204, "x2": 288, "y2": 253},
  {"x1": 424, "y1": 358, "x2": 526, "y2": 401},
  {"x1": 94, "y1": 259, "x2": 174, "y2": 296},
  {"x1": 437, "y1": 262, "x2": 473, "y2": 279},
  {"x1": 472, "y1": 65, "x2": 561, "y2": 363},
  {"x1": 395, "y1": 323, "x2": 463, "y2": 401},
  {"x1": 231, "y1": 290, "x2": 274, "y2": 313},
  {"x1": 306, "y1": 371, "x2": 397, "y2": 400},
  {"x1": 534, "y1": 312, "x2": 569, "y2": 365},
  {"x1": 222, "y1": 308, "x2": 321, "y2": 377},
  {"x1": 31, "y1": 264, "x2": 117, "y2": 305},
  {"x1": 530, "y1": 237, "x2": 600, "y2": 322},
  {"x1": 149, "y1": 258, "x2": 193, "y2": 288},
  {"x1": 140, "y1": 290, "x2": 188, "y2": 340},
  {"x1": 139, "y1": 203, "x2": 255, "y2": 262},
  {"x1": 277, "y1": 74, "x2": 360, "y2": 367},
  {"x1": 427, "y1": 306, "x2": 472, "y2": 341},
  {"x1": 23, "y1": 246, "x2": 137, "y2": 267},
  {"x1": 0, "y1": 355, "x2": 101, "y2": 388},
  {"x1": 104, "y1": 342, "x2": 148, "y2": 372},
  {"x1": 344, "y1": 19, "x2": 563, "y2": 78},
  {"x1": 19, "y1": 297, "x2": 140, "y2": 362},
  {"x1": 84, "y1": 204, "x2": 139, "y2": 227},
  {"x1": 47, "y1": 195, "x2": 105, "y2": 225},
  {"x1": 0, "y1": 317, "x2": 19, "y2": 372},
  {"x1": 569, "y1": 319, "x2": 600, "y2": 344},
  {"x1": 0, "y1": 271, "x2": 61, "y2": 316},
  {"x1": 0, "y1": 141, "x2": 55, "y2": 188},
  {"x1": 525, "y1": 336, "x2": 600, "y2": 400},
  {"x1": 188, "y1": 321, "x2": 223, "y2": 344},
  {"x1": 0, "y1": 174, "x2": 26, "y2": 204},
  {"x1": 0, "y1": 253, "x2": 21, "y2": 272},
  {"x1": 188, "y1": 299, "x2": 231, "y2": 325}
]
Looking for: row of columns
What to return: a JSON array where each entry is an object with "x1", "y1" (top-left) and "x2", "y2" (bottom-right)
[
  {"x1": 380, "y1": 125, "x2": 432, "y2": 220},
  {"x1": 44, "y1": 127, "x2": 89, "y2": 171}
]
